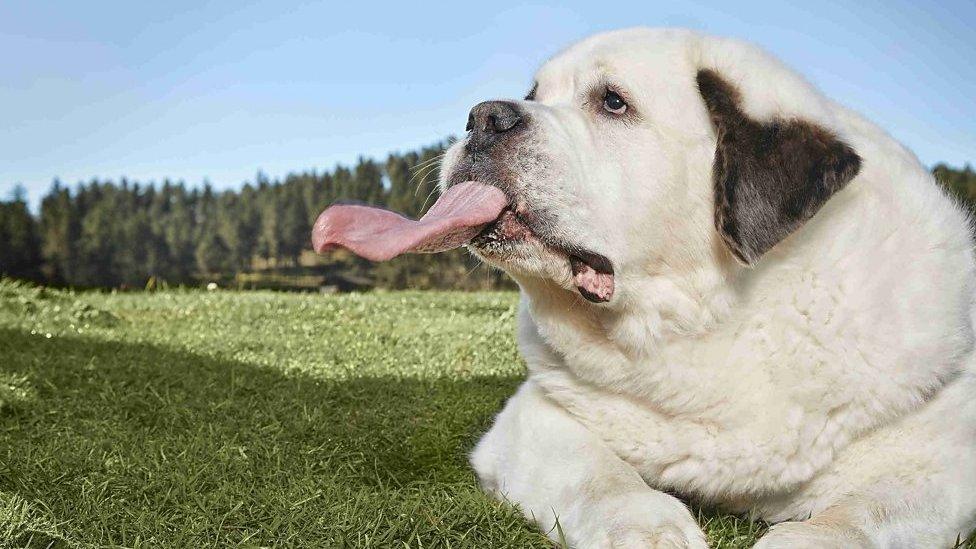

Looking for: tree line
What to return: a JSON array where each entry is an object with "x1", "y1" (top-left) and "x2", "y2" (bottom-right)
[
  {"x1": 0, "y1": 141, "x2": 508, "y2": 290},
  {"x1": 1, "y1": 156, "x2": 974, "y2": 291}
]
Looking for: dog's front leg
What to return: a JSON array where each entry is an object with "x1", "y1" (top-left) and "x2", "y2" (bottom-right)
[{"x1": 471, "y1": 380, "x2": 706, "y2": 548}]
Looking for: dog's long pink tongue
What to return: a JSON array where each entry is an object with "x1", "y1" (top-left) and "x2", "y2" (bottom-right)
[{"x1": 311, "y1": 181, "x2": 508, "y2": 261}]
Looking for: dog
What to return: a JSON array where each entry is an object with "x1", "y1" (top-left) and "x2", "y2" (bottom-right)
[{"x1": 436, "y1": 28, "x2": 976, "y2": 548}]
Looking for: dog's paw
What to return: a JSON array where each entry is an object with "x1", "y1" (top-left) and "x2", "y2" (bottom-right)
[
  {"x1": 609, "y1": 524, "x2": 708, "y2": 549},
  {"x1": 753, "y1": 521, "x2": 870, "y2": 549},
  {"x1": 577, "y1": 490, "x2": 707, "y2": 549}
]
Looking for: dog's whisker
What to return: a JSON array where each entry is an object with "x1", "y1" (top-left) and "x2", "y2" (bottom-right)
[
  {"x1": 418, "y1": 184, "x2": 442, "y2": 213},
  {"x1": 410, "y1": 154, "x2": 444, "y2": 172},
  {"x1": 409, "y1": 153, "x2": 446, "y2": 174},
  {"x1": 413, "y1": 161, "x2": 440, "y2": 199},
  {"x1": 409, "y1": 159, "x2": 444, "y2": 190}
]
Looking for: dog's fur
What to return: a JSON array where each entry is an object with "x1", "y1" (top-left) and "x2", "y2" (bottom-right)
[{"x1": 440, "y1": 28, "x2": 976, "y2": 548}]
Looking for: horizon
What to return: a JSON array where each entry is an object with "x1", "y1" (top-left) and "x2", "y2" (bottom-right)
[{"x1": 3, "y1": 1, "x2": 975, "y2": 208}]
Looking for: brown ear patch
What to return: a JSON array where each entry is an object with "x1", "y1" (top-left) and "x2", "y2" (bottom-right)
[{"x1": 696, "y1": 69, "x2": 862, "y2": 264}]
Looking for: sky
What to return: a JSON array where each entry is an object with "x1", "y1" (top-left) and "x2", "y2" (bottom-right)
[{"x1": 2, "y1": 0, "x2": 974, "y2": 208}]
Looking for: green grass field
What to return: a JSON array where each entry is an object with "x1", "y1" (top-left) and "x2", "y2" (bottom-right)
[{"x1": 1, "y1": 280, "x2": 961, "y2": 548}]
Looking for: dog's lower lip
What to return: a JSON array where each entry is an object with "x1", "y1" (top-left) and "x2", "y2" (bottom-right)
[
  {"x1": 472, "y1": 207, "x2": 525, "y2": 242},
  {"x1": 472, "y1": 209, "x2": 615, "y2": 276},
  {"x1": 567, "y1": 250, "x2": 614, "y2": 275}
]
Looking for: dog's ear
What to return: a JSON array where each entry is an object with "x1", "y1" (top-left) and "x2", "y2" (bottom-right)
[{"x1": 696, "y1": 69, "x2": 861, "y2": 264}]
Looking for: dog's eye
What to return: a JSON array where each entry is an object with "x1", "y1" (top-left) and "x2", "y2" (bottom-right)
[{"x1": 602, "y1": 90, "x2": 627, "y2": 114}]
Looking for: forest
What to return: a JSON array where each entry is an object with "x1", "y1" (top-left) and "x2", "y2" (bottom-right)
[
  {"x1": 0, "y1": 141, "x2": 509, "y2": 291},
  {"x1": 0, "y1": 147, "x2": 974, "y2": 291}
]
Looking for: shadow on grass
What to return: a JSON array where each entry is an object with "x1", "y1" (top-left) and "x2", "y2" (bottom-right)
[{"x1": 0, "y1": 328, "x2": 548, "y2": 548}]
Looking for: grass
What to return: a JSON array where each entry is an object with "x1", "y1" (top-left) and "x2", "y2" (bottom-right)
[{"x1": 0, "y1": 279, "x2": 956, "y2": 548}]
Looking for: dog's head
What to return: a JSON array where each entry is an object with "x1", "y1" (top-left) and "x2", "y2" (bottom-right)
[{"x1": 441, "y1": 28, "x2": 861, "y2": 307}]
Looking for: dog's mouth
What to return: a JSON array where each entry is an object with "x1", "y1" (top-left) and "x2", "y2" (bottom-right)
[
  {"x1": 471, "y1": 208, "x2": 615, "y2": 303},
  {"x1": 311, "y1": 182, "x2": 615, "y2": 303}
]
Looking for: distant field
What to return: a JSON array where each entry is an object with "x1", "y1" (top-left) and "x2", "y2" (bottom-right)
[{"x1": 0, "y1": 282, "x2": 795, "y2": 547}]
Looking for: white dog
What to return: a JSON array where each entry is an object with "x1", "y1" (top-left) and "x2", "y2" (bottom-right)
[{"x1": 438, "y1": 28, "x2": 976, "y2": 548}]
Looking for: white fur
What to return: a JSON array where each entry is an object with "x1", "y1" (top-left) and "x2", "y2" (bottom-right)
[{"x1": 444, "y1": 28, "x2": 976, "y2": 548}]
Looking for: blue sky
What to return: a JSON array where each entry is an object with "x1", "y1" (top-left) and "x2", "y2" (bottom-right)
[{"x1": 2, "y1": 1, "x2": 974, "y2": 207}]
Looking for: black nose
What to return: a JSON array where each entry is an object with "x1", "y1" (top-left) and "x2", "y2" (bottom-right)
[{"x1": 466, "y1": 101, "x2": 522, "y2": 135}]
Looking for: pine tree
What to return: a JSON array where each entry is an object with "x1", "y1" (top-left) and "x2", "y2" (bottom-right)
[
  {"x1": 195, "y1": 230, "x2": 230, "y2": 276},
  {"x1": 0, "y1": 186, "x2": 43, "y2": 281},
  {"x1": 38, "y1": 180, "x2": 78, "y2": 283},
  {"x1": 278, "y1": 182, "x2": 309, "y2": 265},
  {"x1": 164, "y1": 182, "x2": 197, "y2": 282},
  {"x1": 237, "y1": 184, "x2": 260, "y2": 270},
  {"x1": 258, "y1": 185, "x2": 282, "y2": 265},
  {"x1": 353, "y1": 157, "x2": 385, "y2": 204}
]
